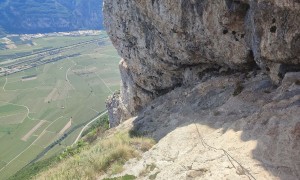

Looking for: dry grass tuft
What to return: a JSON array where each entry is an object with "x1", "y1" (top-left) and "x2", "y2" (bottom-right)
[{"x1": 35, "y1": 132, "x2": 155, "y2": 180}]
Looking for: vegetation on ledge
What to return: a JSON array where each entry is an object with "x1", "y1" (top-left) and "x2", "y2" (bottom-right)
[
  {"x1": 10, "y1": 114, "x2": 155, "y2": 180},
  {"x1": 35, "y1": 131, "x2": 155, "y2": 179},
  {"x1": 9, "y1": 114, "x2": 109, "y2": 180}
]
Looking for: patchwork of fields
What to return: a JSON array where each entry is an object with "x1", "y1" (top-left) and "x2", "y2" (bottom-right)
[{"x1": 0, "y1": 32, "x2": 120, "y2": 179}]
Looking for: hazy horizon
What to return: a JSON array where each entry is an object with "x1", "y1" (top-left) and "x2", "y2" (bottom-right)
[{"x1": 0, "y1": 0, "x2": 104, "y2": 35}]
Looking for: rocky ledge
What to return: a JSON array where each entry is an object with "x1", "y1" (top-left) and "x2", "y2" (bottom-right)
[
  {"x1": 103, "y1": 0, "x2": 300, "y2": 179},
  {"x1": 110, "y1": 71, "x2": 300, "y2": 180},
  {"x1": 104, "y1": 0, "x2": 300, "y2": 125}
]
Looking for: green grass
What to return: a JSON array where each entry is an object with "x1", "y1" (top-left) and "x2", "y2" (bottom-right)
[
  {"x1": 0, "y1": 104, "x2": 27, "y2": 125},
  {"x1": 9, "y1": 115, "x2": 127, "y2": 180},
  {"x1": 36, "y1": 131, "x2": 155, "y2": 180},
  {"x1": 46, "y1": 117, "x2": 71, "y2": 134},
  {"x1": 82, "y1": 114, "x2": 109, "y2": 138},
  {"x1": 103, "y1": 175, "x2": 137, "y2": 180},
  {"x1": 0, "y1": 34, "x2": 120, "y2": 179},
  {"x1": 17, "y1": 145, "x2": 44, "y2": 163},
  {"x1": 0, "y1": 160, "x2": 6, "y2": 169},
  {"x1": 5, "y1": 80, "x2": 40, "y2": 90},
  {"x1": 0, "y1": 112, "x2": 27, "y2": 125},
  {"x1": 8, "y1": 154, "x2": 61, "y2": 180},
  {"x1": 0, "y1": 104, "x2": 25, "y2": 116},
  {"x1": 34, "y1": 131, "x2": 57, "y2": 148},
  {"x1": 1, "y1": 160, "x2": 28, "y2": 180}
]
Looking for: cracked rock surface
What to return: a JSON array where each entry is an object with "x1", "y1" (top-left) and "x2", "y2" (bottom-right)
[
  {"x1": 106, "y1": 72, "x2": 300, "y2": 180},
  {"x1": 104, "y1": 0, "x2": 300, "y2": 124},
  {"x1": 103, "y1": 1, "x2": 300, "y2": 178}
]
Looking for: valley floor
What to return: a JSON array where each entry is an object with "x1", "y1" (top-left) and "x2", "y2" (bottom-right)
[{"x1": 0, "y1": 32, "x2": 120, "y2": 179}]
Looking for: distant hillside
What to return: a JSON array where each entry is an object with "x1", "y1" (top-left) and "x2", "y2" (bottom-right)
[{"x1": 0, "y1": 0, "x2": 103, "y2": 34}]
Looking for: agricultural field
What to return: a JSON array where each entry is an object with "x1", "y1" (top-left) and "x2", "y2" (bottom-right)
[{"x1": 0, "y1": 32, "x2": 120, "y2": 179}]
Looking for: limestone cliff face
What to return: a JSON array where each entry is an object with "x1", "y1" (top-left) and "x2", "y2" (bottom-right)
[
  {"x1": 112, "y1": 72, "x2": 300, "y2": 180},
  {"x1": 104, "y1": 0, "x2": 300, "y2": 124},
  {"x1": 103, "y1": 1, "x2": 300, "y2": 179}
]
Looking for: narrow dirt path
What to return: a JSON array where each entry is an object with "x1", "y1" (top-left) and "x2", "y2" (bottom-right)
[
  {"x1": 72, "y1": 111, "x2": 107, "y2": 145},
  {"x1": 94, "y1": 73, "x2": 113, "y2": 93},
  {"x1": 66, "y1": 67, "x2": 75, "y2": 90},
  {"x1": 2, "y1": 77, "x2": 7, "y2": 92},
  {"x1": 0, "y1": 100, "x2": 34, "y2": 120}
]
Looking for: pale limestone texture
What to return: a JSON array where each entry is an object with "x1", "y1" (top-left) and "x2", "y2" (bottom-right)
[
  {"x1": 106, "y1": 72, "x2": 300, "y2": 180},
  {"x1": 104, "y1": 0, "x2": 300, "y2": 124},
  {"x1": 103, "y1": 0, "x2": 300, "y2": 178}
]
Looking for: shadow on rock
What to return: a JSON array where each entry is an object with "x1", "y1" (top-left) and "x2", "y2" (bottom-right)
[{"x1": 128, "y1": 72, "x2": 300, "y2": 180}]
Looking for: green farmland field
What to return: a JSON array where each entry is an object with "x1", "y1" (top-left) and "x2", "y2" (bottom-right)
[{"x1": 0, "y1": 32, "x2": 120, "y2": 179}]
